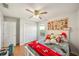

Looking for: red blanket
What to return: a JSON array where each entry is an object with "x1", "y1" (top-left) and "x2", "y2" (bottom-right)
[{"x1": 27, "y1": 40, "x2": 62, "y2": 56}]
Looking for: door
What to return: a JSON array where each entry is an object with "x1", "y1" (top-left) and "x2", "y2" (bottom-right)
[
  {"x1": 3, "y1": 21, "x2": 16, "y2": 47},
  {"x1": 24, "y1": 22, "x2": 37, "y2": 43},
  {"x1": 3, "y1": 16, "x2": 20, "y2": 47}
]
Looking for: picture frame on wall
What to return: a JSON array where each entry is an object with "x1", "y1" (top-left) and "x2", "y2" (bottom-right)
[{"x1": 48, "y1": 18, "x2": 68, "y2": 30}]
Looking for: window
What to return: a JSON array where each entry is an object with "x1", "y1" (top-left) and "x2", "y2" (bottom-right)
[{"x1": 39, "y1": 25, "x2": 45, "y2": 30}]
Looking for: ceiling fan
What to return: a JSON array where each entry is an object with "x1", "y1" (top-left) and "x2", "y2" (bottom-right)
[{"x1": 26, "y1": 9, "x2": 48, "y2": 19}]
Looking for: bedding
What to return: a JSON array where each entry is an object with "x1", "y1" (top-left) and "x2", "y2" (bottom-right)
[
  {"x1": 45, "y1": 43, "x2": 68, "y2": 55},
  {"x1": 25, "y1": 40, "x2": 62, "y2": 56}
]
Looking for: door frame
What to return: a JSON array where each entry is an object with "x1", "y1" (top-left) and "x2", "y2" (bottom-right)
[{"x1": 3, "y1": 16, "x2": 20, "y2": 46}]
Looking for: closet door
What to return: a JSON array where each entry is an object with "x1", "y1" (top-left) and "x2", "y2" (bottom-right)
[
  {"x1": 3, "y1": 21, "x2": 16, "y2": 47},
  {"x1": 24, "y1": 22, "x2": 37, "y2": 43}
]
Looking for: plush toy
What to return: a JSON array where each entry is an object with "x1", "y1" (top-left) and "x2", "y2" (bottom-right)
[
  {"x1": 60, "y1": 32, "x2": 67, "y2": 42},
  {"x1": 45, "y1": 34, "x2": 51, "y2": 40},
  {"x1": 45, "y1": 34, "x2": 51, "y2": 43},
  {"x1": 50, "y1": 33, "x2": 57, "y2": 43},
  {"x1": 56, "y1": 35, "x2": 62, "y2": 43},
  {"x1": 56, "y1": 32, "x2": 67, "y2": 43},
  {"x1": 61, "y1": 32, "x2": 67, "y2": 39},
  {"x1": 50, "y1": 33, "x2": 56, "y2": 40}
]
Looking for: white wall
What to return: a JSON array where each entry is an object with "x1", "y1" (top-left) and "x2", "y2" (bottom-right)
[
  {"x1": 39, "y1": 12, "x2": 79, "y2": 55},
  {"x1": 0, "y1": 11, "x2": 1, "y2": 49},
  {"x1": 20, "y1": 18, "x2": 37, "y2": 45},
  {"x1": 0, "y1": 11, "x2": 3, "y2": 49},
  {"x1": 77, "y1": 9, "x2": 79, "y2": 52}
]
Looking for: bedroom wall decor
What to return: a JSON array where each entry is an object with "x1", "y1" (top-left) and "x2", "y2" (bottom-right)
[{"x1": 48, "y1": 17, "x2": 68, "y2": 30}]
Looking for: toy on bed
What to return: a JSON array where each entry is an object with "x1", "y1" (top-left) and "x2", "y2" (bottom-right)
[
  {"x1": 45, "y1": 32, "x2": 67, "y2": 44},
  {"x1": 61, "y1": 32, "x2": 67, "y2": 42},
  {"x1": 50, "y1": 33, "x2": 57, "y2": 43},
  {"x1": 45, "y1": 33, "x2": 57, "y2": 44},
  {"x1": 45, "y1": 34, "x2": 51, "y2": 43},
  {"x1": 50, "y1": 33, "x2": 56, "y2": 39},
  {"x1": 56, "y1": 32, "x2": 67, "y2": 43}
]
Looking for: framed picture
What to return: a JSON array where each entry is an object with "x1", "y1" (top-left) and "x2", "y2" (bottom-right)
[{"x1": 48, "y1": 18, "x2": 68, "y2": 30}]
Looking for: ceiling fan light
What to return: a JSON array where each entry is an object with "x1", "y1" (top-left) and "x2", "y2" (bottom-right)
[{"x1": 33, "y1": 15, "x2": 39, "y2": 18}]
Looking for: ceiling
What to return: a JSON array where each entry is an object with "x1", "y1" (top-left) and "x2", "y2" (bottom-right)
[{"x1": 0, "y1": 3, "x2": 79, "y2": 22}]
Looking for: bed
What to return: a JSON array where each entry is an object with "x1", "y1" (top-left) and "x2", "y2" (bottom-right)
[{"x1": 24, "y1": 40, "x2": 69, "y2": 56}]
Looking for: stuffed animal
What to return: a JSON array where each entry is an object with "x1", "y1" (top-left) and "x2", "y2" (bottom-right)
[
  {"x1": 56, "y1": 34, "x2": 62, "y2": 43},
  {"x1": 45, "y1": 34, "x2": 51, "y2": 40},
  {"x1": 61, "y1": 32, "x2": 67, "y2": 39},
  {"x1": 45, "y1": 34, "x2": 51, "y2": 43},
  {"x1": 56, "y1": 32, "x2": 67, "y2": 43},
  {"x1": 50, "y1": 33, "x2": 56, "y2": 40}
]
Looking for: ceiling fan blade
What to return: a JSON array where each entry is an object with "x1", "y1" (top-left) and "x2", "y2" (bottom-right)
[
  {"x1": 40, "y1": 12, "x2": 48, "y2": 14},
  {"x1": 26, "y1": 9, "x2": 33, "y2": 13},
  {"x1": 39, "y1": 16, "x2": 42, "y2": 19},
  {"x1": 28, "y1": 15, "x2": 33, "y2": 19}
]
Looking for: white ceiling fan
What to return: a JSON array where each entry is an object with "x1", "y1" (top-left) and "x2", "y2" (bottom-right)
[{"x1": 26, "y1": 9, "x2": 48, "y2": 19}]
